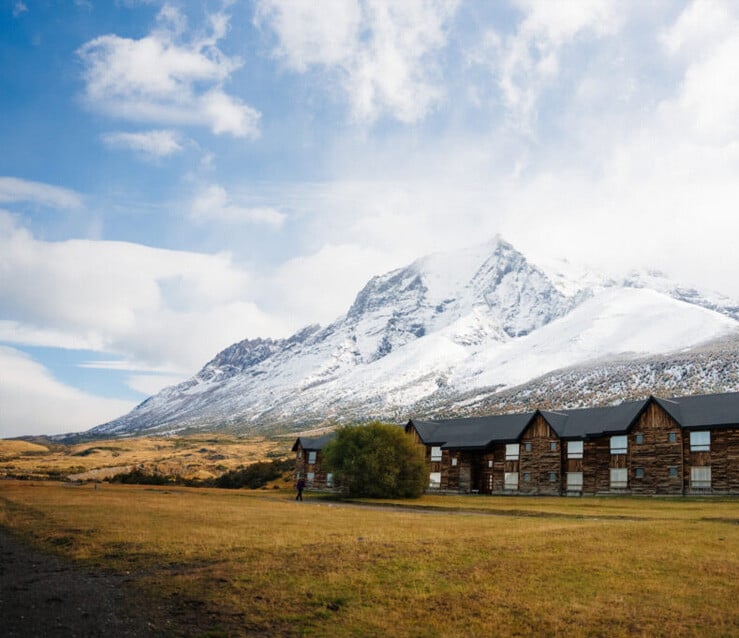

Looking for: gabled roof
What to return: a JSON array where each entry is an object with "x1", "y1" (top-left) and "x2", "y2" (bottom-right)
[
  {"x1": 408, "y1": 412, "x2": 536, "y2": 450},
  {"x1": 291, "y1": 432, "x2": 336, "y2": 452},
  {"x1": 655, "y1": 391, "x2": 739, "y2": 429},
  {"x1": 408, "y1": 391, "x2": 739, "y2": 449},
  {"x1": 542, "y1": 399, "x2": 649, "y2": 439}
]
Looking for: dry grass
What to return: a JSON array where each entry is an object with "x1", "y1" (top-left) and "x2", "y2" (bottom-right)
[
  {"x1": 0, "y1": 435, "x2": 291, "y2": 481},
  {"x1": 1, "y1": 481, "x2": 737, "y2": 637}
]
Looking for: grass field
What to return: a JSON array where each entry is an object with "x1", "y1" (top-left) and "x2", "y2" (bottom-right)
[
  {"x1": 0, "y1": 435, "x2": 294, "y2": 481},
  {"x1": 1, "y1": 481, "x2": 737, "y2": 637}
]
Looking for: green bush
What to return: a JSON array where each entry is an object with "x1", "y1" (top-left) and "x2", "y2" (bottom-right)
[{"x1": 322, "y1": 422, "x2": 427, "y2": 498}]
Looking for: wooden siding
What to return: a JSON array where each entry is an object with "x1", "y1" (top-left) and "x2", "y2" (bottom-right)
[
  {"x1": 294, "y1": 443, "x2": 330, "y2": 489},
  {"x1": 519, "y1": 414, "x2": 561, "y2": 495},
  {"x1": 629, "y1": 401, "x2": 683, "y2": 495}
]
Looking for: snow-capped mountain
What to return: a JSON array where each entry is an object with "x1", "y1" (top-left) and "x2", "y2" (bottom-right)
[{"x1": 90, "y1": 237, "x2": 739, "y2": 436}]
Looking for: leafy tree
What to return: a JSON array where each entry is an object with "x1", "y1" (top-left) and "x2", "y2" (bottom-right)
[{"x1": 322, "y1": 422, "x2": 427, "y2": 498}]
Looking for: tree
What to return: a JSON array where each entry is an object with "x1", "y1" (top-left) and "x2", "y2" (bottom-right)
[{"x1": 322, "y1": 422, "x2": 427, "y2": 498}]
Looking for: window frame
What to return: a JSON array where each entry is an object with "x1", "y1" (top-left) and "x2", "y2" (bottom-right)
[
  {"x1": 566, "y1": 472, "x2": 583, "y2": 491},
  {"x1": 690, "y1": 466, "x2": 711, "y2": 489},
  {"x1": 430, "y1": 446, "x2": 442, "y2": 462},
  {"x1": 505, "y1": 443, "x2": 520, "y2": 461},
  {"x1": 610, "y1": 467, "x2": 628, "y2": 489},
  {"x1": 689, "y1": 431, "x2": 710, "y2": 452},
  {"x1": 610, "y1": 435, "x2": 628, "y2": 455},
  {"x1": 307, "y1": 451, "x2": 317, "y2": 465},
  {"x1": 429, "y1": 472, "x2": 441, "y2": 488},
  {"x1": 567, "y1": 440, "x2": 584, "y2": 459},
  {"x1": 504, "y1": 472, "x2": 519, "y2": 490}
]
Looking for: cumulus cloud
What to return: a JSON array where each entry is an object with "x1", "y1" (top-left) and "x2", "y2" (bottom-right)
[
  {"x1": 0, "y1": 212, "x2": 292, "y2": 374},
  {"x1": 256, "y1": 0, "x2": 460, "y2": 123},
  {"x1": 78, "y1": 4, "x2": 260, "y2": 137},
  {"x1": 101, "y1": 129, "x2": 185, "y2": 157},
  {"x1": 0, "y1": 346, "x2": 136, "y2": 438},
  {"x1": 0, "y1": 176, "x2": 83, "y2": 209},
  {"x1": 190, "y1": 185, "x2": 286, "y2": 227}
]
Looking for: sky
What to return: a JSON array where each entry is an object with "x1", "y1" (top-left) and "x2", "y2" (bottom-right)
[{"x1": 1, "y1": 0, "x2": 739, "y2": 438}]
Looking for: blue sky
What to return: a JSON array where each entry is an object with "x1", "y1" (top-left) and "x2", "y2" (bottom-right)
[{"x1": 2, "y1": 0, "x2": 739, "y2": 437}]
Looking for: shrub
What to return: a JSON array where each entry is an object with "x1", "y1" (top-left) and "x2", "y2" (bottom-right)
[
  {"x1": 322, "y1": 422, "x2": 427, "y2": 498},
  {"x1": 214, "y1": 458, "x2": 295, "y2": 489}
]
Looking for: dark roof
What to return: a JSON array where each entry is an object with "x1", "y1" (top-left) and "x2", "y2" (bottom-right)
[
  {"x1": 543, "y1": 399, "x2": 649, "y2": 439},
  {"x1": 408, "y1": 391, "x2": 739, "y2": 448},
  {"x1": 655, "y1": 391, "x2": 739, "y2": 429},
  {"x1": 291, "y1": 432, "x2": 336, "y2": 452},
  {"x1": 408, "y1": 412, "x2": 536, "y2": 450}
]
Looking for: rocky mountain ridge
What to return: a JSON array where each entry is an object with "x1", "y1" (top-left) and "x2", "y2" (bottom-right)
[{"x1": 90, "y1": 237, "x2": 739, "y2": 437}]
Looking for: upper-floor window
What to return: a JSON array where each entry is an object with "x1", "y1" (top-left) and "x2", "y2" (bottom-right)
[
  {"x1": 524, "y1": 442, "x2": 532, "y2": 452},
  {"x1": 307, "y1": 451, "x2": 317, "y2": 464},
  {"x1": 689, "y1": 431, "x2": 710, "y2": 452},
  {"x1": 505, "y1": 443, "x2": 520, "y2": 461},
  {"x1": 668, "y1": 432, "x2": 677, "y2": 443},
  {"x1": 567, "y1": 441, "x2": 583, "y2": 459},
  {"x1": 451, "y1": 457, "x2": 458, "y2": 467},
  {"x1": 430, "y1": 446, "x2": 442, "y2": 461},
  {"x1": 550, "y1": 441, "x2": 558, "y2": 451},
  {"x1": 610, "y1": 435, "x2": 628, "y2": 455},
  {"x1": 635, "y1": 434, "x2": 644, "y2": 445}
]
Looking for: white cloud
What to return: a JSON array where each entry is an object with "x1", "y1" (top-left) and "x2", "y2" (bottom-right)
[
  {"x1": 13, "y1": 2, "x2": 28, "y2": 18},
  {"x1": 0, "y1": 212, "x2": 291, "y2": 374},
  {"x1": 190, "y1": 184, "x2": 286, "y2": 227},
  {"x1": 471, "y1": 0, "x2": 621, "y2": 131},
  {"x1": 0, "y1": 176, "x2": 83, "y2": 209},
  {"x1": 0, "y1": 346, "x2": 136, "y2": 438},
  {"x1": 78, "y1": 4, "x2": 260, "y2": 137},
  {"x1": 256, "y1": 0, "x2": 460, "y2": 123},
  {"x1": 124, "y1": 373, "x2": 187, "y2": 396},
  {"x1": 102, "y1": 129, "x2": 185, "y2": 157}
]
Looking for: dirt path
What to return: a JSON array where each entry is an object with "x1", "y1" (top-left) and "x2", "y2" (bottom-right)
[{"x1": 0, "y1": 527, "x2": 167, "y2": 637}]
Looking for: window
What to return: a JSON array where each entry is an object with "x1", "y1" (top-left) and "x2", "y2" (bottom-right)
[
  {"x1": 326, "y1": 473, "x2": 334, "y2": 487},
  {"x1": 429, "y1": 472, "x2": 441, "y2": 488},
  {"x1": 669, "y1": 466, "x2": 678, "y2": 478},
  {"x1": 307, "y1": 451, "x2": 317, "y2": 464},
  {"x1": 505, "y1": 443, "x2": 520, "y2": 461},
  {"x1": 567, "y1": 441, "x2": 583, "y2": 459},
  {"x1": 635, "y1": 434, "x2": 644, "y2": 445},
  {"x1": 690, "y1": 431, "x2": 710, "y2": 452},
  {"x1": 451, "y1": 457, "x2": 458, "y2": 467},
  {"x1": 690, "y1": 466, "x2": 711, "y2": 489},
  {"x1": 549, "y1": 472, "x2": 557, "y2": 482},
  {"x1": 550, "y1": 441, "x2": 558, "y2": 451},
  {"x1": 523, "y1": 472, "x2": 531, "y2": 482},
  {"x1": 430, "y1": 446, "x2": 442, "y2": 461},
  {"x1": 610, "y1": 435, "x2": 628, "y2": 455},
  {"x1": 307, "y1": 471, "x2": 315, "y2": 482},
  {"x1": 488, "y1": 460, "x2": 493, "y2": 468},
  {"x1": 504, "y1": 472, "x2": 519, "y2": 490},
  {"x1": 610, "y1": 468, "x2": 627, "y2": 489},
  {"x1": 524, "y1": 442, "x2": 532, "y2": 452},
  {"x1": 634, "y1": 467, "x2": 644, "y2": 479},
  {"x1": 668, "y1": 432, "x2": 677, "y2": 443},
  {"x1": 567, "y1": 472, "x2": 583, "y2": 491}
]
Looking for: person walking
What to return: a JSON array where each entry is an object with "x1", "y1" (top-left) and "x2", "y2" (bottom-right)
[{"x1": 295, "y1": 476, "x2": 306, "y2": 501}]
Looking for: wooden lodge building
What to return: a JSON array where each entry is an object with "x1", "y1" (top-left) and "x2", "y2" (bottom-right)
[{"x1": 293, "y1": 391, "x2": 739, "y2": 496}]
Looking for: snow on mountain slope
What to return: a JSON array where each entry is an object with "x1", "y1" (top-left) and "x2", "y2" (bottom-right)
[{"x1": 89, "y1": 237, "x2": 739, "y2": 436}]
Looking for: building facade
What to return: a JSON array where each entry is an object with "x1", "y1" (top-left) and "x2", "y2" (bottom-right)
[{"x1": 407, "y1": 392, "x2": 739, "y2": 496}]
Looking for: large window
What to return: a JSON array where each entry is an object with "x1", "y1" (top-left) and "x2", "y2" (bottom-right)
[
  {"x1": 307, "y1": 451, "x2": 317, "y2": 464},
  {"x1": 430, "y1": 446, "x2": 442, "y2": 461},
  {"x1": 429, "y1": 472, "x2": 441, "y2": 488},
  {"x1": 505, "y1": 443, "x2": 520, "y2": 461},
  {"x1": 567, "y1": 472, "x2": 583, "y2": 491},
  {"x1": 326, "y1": 473, "x2": 334, "y2": 487},
  {"x1": 610, "y1": 468, "x2": 627, "y2": 489},
  {"x1": 504, "y1": 472, "x2": 519, "y2": 490},
  {"x1": 567, "y1": 441, "x2": 583, "y2": 459},
  {"x1": 690, "y1": 466, "x2": 711, "y2": 489},
  {"x1": 610, "y1": 435, "x2": 628, "y2": 455},
  {"x1": 689, "y1": 431, "x2": 710, "y2": 452}
]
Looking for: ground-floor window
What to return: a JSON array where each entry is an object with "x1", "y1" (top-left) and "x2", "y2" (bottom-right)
[
  {"x1": 610, "y1": 468, "x2": 627, "y2": 489},
  {"x1": 429, "y1": 472, "x2": 441, "y2": 489},
  {"x1": 326, "y1": 473, "x2": 333, "y2": 487},
  {"x1": 307, "y1": 471, "x2": 315, "y2": 483},
  {"x1": 504, "y1": 472, "x2": 519, "y2": 490},
  {"x1": 690, "y1": 466, "x2": 711, "y2": 489},
  {"x1": 567, "y1": 472, "x2": 583, "y2": 491}
]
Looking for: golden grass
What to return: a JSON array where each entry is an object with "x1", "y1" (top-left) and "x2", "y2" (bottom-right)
[
  {"x1": 1, "y1": 481, "x2": 737, "y2": 637},
  {"x1": 0, "y1": 435, "x2": 291, "y2": 480}
]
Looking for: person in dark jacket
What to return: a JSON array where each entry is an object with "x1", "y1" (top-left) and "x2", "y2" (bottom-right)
[{"x1": 295, "y1": 476, "x2": 306, "y2": 501}]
